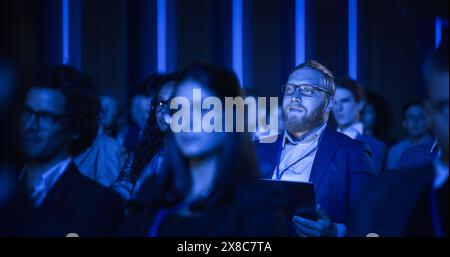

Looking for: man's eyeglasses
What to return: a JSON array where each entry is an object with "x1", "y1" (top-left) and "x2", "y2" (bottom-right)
[
  {"x1": 21, "y1": 107, "x2": 69, "y2": 129},
  {"x1": 282, "y1": 83, "x2": 330, "y2": 97},
  {"x1": 151, "y1": 97, "x2": 173, "y2": 112}
]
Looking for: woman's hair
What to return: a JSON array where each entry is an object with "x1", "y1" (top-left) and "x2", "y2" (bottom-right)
[
  {"x1": 136, "y1": 64, "x2": 260, "y2": 210},
  {"x1": 131, "y1": 72, "x2": 180, "y2": 179}
]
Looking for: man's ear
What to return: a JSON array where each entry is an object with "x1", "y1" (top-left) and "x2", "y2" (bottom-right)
[{"x1": 325, "y1": 97, "x2": 334, "y2": 112}]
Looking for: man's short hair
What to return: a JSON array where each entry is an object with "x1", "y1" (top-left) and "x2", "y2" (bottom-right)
[
  {"x1": 291, "y1": 60, "x2": 335, "y2": 95},
  {"x1": 30, "y1": 66, "x2": 100, "y2": 155},
  {"x1": 335, "y1": 77, "x2": 366, "y2": 103}
]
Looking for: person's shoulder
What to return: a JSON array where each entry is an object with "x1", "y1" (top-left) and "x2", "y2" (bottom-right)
[
  {"x1": 402, "y1": 141, "x2": 434, "y2": 155},
  {"x1": 326, "y1": 127, "x2": 354, "y2": 143},
  {"x1": 389, "y1": 140, "x2": 410, "y2": 152},
  {"x1": 360, "y1": 134, "x2": 386, "y2": 149},
  {"x1": 95, "y1": 134, "x2": 127, "y2": 152},
  {"x1": 75, "y1": 134, "x2": 127, "y2": 161},
  {"x1": 348, "y1": 165, "x2": 432, "y2": 236},
  {"x1": 326, "y1": 128, "x2": 368, "y2": 152},
  {"x1": 366, "y1": 164, "x2": 432, "y2": 195},
  {"x1": 68, "y1": 163, "x2": 123, "y2": 203}
]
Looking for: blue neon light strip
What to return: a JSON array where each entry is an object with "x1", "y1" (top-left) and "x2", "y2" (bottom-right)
[
  {"x1": 62, "y1": 0, "x2": 70, "y2": 65},
  {"x1": 295, "y1": 0, "x2": 306, "y2": 65},
  {"x1": 435, "y1": 17, "x2": 442, "y2": 49},
  {"x1": 232, "y1": 0, "x2": 243, "y2": 87},
  {"x1": 348, "y1": 0, "x2": 357, "y2": 79},
  {"x1": 157, "y1": 0, "x2": 167, "y2": 73}
]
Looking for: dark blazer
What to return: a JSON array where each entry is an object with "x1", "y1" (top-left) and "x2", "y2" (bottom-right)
[
  {"x1": 0, "y1": 181, "x2": 34, "y2": 236},
  {"x1": 356, "y1": 134, "x2": 387, "y2": 171},
  {"x1": 29, "y1": 162, "x2": 124, "y2": 236},
  {"x1": 255, "y1": 126, "x2": 377, "y2": 224},
  {"x1": 348, "y1": 164, "x2": 438, "y2": 237},
  {"x1": 121, "y1": 179, "x2": 289, "y2": 237}
]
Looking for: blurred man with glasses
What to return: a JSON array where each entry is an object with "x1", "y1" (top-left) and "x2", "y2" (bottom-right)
[
  {"x1": 255, "y1": 60, "x2": 376, "y2": 237},
  {"x1": 19, "y1": 66, "x2": 123, "y2": 236}
]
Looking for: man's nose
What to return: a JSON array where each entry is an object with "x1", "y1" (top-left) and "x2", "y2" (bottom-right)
[{"x1": 291, "y1": 88, "x2": 303, "y2": 102}]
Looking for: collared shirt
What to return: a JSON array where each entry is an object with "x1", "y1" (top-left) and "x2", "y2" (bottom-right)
[
  {"x1": 431, "y1": 139, "x2": 440, "y2": 155},
  {"x1": 273, "y1": 122, "x2": 347, "y2": 236},
  {"x1": 272, "y1": 122, "x2": 327, "y2": 182},
  {"x1": 433, "y1": 157, "x2": 448, "y2": 190},
  {"x1": 21, "y1": 158, "x2": 71, "y2": 207},
  {"x1": 336, "y1": 122, "x2": 364, "y2": 140}
]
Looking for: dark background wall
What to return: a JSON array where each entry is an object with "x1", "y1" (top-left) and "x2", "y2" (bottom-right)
[
  {"x1": 83, "y1": 0, "x2": 129, "y2": 100},
  {"x1": 1, "y1": 0, "x2": 448, "y2": 141}
]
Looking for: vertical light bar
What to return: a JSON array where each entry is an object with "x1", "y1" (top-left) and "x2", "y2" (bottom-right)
[
  {"x1": 232, "y1": 0, "x2": 243, "y2": 87},
  {"x1": 157, "y1": 0, "x2": 167, "y2": 73},
  {"x1": 435, "y1": 17, "x2": 442, "y2": 49},
  {"x1": 348, "y1": 0, "x2": 357, "y2": 79},
  {"x1": 62, "y1": 0, "x2": 70, "y2": 65},
  {"x1": 295, "y1": 0, "x2": 306, "y2": 65}
]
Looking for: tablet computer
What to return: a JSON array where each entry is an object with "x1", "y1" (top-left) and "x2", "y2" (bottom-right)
[{"x1": 261, "y1": 179, "x2": 318, "y2": 220}]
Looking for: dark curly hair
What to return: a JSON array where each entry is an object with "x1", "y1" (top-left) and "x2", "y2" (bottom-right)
[
  {"x1": 130, "y1": 72, "x2": 180, "y2": 179},
  {"x1": 29, "y1": 65, "x2": 100, "y2": 155}
]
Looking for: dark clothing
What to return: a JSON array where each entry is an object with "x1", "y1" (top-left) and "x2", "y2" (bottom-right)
[
  {"x1": 0, "y1": 182, "x2": 34, "y2": 236},
  {"x1": 404, "y1": 179, "x2": 448, "y2": 236},
  {"x1": 28, "y1": 163, "x2": 124, "y2": 236},
  {"x1": 118, "y1": 124, "x2": 142, "y2": 151},
  {"x1": 397, "y1": 141, "x2": 439, "y2": 170},
  {"x1": 255, "y1": 127, "x2": 377, "y2": 224},
  {"x1": 356, "y1": 134, "x2": 387, "y2": 171},
  {"x1": 348, "y1": 164, "x2": 449, "y2": 237},
  {"x1": 122, "y1": 180, "x2": 289, "y2": 237}
]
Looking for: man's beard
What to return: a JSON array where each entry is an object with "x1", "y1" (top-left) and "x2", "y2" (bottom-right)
[{"x1": 283, "y1": 102, "x2": 326, "y2": 135}]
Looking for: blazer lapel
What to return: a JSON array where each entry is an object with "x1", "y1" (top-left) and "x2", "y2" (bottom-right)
[
  {"x1": 309, "y1": 128, "x2": 342, "y2": 192},
  {"x1": 39, "y1": 162, "x2": 77, "y2": 209},
  {"x1": 257, "y1": 136, "x2": 283, "y2": 179}
]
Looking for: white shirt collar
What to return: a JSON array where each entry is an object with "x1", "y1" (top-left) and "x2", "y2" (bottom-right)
[
  {"x1": 283, "y1": 122, "x2": 327, "y2": 148},
  {"x1": 430, "y1": 139, "x2": 440, "y2": 154},
  {"x1": 22, "y1": 158, "x2": 72, "y2": 207},
  {"x1": 336, "y1": 122, "x2": 364, "y2": 140}
]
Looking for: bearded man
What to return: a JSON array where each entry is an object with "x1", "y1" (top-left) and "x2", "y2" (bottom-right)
[{"x1": 255, "y1": 60, "x2": 377, "y2": 237}]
